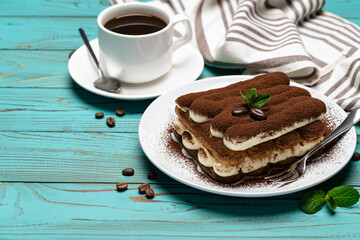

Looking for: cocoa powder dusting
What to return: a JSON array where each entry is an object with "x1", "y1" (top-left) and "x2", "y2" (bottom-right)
[
  {"x1": 166, "y1": 127, "x2": 183, "y2": 156},
  {"x1": 175, "y1": 72, "x2": 326, "y2": 143},
  {"x1": 166, "y1": 127, "x2": 198, "y2": 170},
  {"x1": 176, "y1": 72, "x2": 290, "y2": 110},
  {"x1": 224, "y1": 97, "x2": 326, "y2": 140}
]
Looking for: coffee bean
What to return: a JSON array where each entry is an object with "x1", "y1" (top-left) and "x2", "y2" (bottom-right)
[
  {"x1": 147, "y1": 172, "x2": 157, "y2": 180},
  {"x1": 232, "y1": 107, "x2": 248, "y2": 116},
  {"x1": 95, "y1": 112, "x2": 104, "y2": 119},
  {"x1": 106, "y1": 117, "x2": 116, "y2": 127},
  {"x1": 116, "y1": 108, "x2": 125, "y2": 117},
  {"x1": 68, "y1": 50, "x2": 75, "y2": 58},
  {"x1": 250, "y1": 108, "x2": 267, "y2": 120},
  {"x1": 138, "y1": 183, "x2": 150, "y2": 194},
  {"x1": 122, "y1": 168, "x2": 134, "y2": 176},
  {"x1": 146, "y1": 188, "x2": 155, "y2": 199},
  {"x1": 351, "y1": 152, "x2": 360, "y2": 161},
  {"x1": 116, "y1": 182, "x2": 128, "y2": 192}
]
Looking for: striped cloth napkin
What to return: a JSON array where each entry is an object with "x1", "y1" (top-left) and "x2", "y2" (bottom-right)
[{"x1": 114, "y1": 0, "x2": 360, "y2": 111}]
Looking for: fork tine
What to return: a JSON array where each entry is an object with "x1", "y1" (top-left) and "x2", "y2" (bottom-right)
[
  {"x1": 268, "y1": 170, "x2": 296, "y2": 182},
  {"x1": 265, "y1": 159, "x2": 300, "y2": 180},
  {"x1": 276, "y1": 172, "x2": 300, "y2": 187}
]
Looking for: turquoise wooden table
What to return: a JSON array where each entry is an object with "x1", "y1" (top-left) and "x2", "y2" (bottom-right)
[{"x1": 1, "y1": 0, "x2": 360, "y2": 239}]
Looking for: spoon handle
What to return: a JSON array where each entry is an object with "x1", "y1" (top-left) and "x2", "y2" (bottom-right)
[{"x1": 78, "y1": 28, "x2": 100, "y2": 69}]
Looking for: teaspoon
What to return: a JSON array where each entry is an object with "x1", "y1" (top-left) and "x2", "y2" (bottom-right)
[{"x1": 78, "y1": 28, "x2": 121, "y2": 92}]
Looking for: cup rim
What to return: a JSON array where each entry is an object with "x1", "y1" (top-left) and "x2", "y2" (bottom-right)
[{"x1": 97, "y1": 2, "x2": 172, "y2": 38}]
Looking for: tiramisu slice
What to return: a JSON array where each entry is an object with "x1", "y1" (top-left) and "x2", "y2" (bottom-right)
[{"x1": 171, "y1": 72, "x2": 327, "y2": 183}]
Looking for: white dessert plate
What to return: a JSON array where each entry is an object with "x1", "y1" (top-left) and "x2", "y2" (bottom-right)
[
  {"x1": 68, "y1": 39, "x2": 204, "y2": 100},
  {"x1": 139, "y1": 75, "x2": 357, "y2": 197}
]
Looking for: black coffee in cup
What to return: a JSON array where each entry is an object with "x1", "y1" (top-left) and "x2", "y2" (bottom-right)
[{"x1": 104, "y1": 13, "x2": 167, "y2": 35}]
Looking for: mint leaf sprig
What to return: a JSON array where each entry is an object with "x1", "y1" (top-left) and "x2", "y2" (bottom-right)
[
  {"x1": 300, "y1": 186, "x2": 360, "y2": 214},
  {"x1": 299, "y1": 189, "x2": 326, "y2": 214},
  {"x1": 240, "y1": 88, "x2": 271, "y2": 109},
  {"x1": 327, "y1": 186, "x2": 360, "y2": 208}
]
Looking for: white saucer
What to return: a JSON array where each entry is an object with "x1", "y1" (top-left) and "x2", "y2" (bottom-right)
[{"x1": 68, "y1": 39, "x2": 204, "y2": 100}]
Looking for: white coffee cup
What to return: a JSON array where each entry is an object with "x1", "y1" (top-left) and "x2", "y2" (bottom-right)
[{"x1": 97, "y1": 2, "x2": 192, "y2": 84}]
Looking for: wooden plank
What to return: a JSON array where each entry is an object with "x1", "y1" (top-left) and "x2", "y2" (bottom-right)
[
  {"x1": 0, "y1": 182, "x2": 360, "y2": 239},
  {"x1": 0, "y1": 17, "x2": 97, "y2": 50},
  {"x1": 1, "y1": 0, "x2": 360, "y2": 19},
  {"x1": 0, "y1": 88, "x2": 152, "y2": 132},
  {"x1": 2, "y1": 15, "x2": 360, "y2": 50},
  {"x1": 0, "y1": 50, "x2": 74, "y2": 88},
  {"x1": 0, "y1": 131, "x2": 162, "y2": 183},
  {"x1": 0, "y1": 130, "x2": 359, "y2": 184},
  {"x1": 0, "y1": 0, "x2": 109, "y2": 17},
  {"x1": 323, "y1": 0, "x2": 360, "y2": 19}
]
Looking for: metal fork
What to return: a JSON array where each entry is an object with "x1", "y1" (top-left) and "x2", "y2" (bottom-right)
[{"x1": 265, "y1": 107, "x2": 360, "y2": 187}]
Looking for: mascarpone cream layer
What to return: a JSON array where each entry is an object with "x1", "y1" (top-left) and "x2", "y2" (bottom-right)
[
  {"x1": 172, "y1": 119, "x2": 324, "y2": 177},
  {"x1": 176, "y1": 104, "x2": 189, "y2": 112},
  {"x1": 189, "y1": 110, "x2": 211, "y2": 123},
  {"x1": 223, "y1": 113, "x2": 325, "y2": 151},
  {"x1": 178, "y1": 105, "x2": 325, "y2": 152}
]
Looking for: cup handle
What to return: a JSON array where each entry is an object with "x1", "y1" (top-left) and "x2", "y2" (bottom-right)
[{"x1": 172, "y1": 14, "x2": 193, "y2": 52}]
